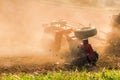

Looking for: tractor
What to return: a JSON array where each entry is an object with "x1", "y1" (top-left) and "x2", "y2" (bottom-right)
[{"x1": 43, "y1": 20, "x2": 99, "y2": 66}]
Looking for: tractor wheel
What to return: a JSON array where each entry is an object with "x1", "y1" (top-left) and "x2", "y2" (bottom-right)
[
  {"x1": 74, "y1": 27, "x2": 97, "y2": 39},
  {"x1": 90, "y1": 51, "x2": 99, "y2": 66}
]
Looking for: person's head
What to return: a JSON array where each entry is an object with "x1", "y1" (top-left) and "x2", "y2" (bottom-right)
[{"x1": 83, "y1": 39, "x2": 88, "y2": 44}]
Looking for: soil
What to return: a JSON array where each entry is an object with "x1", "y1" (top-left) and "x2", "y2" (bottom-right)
[{"x1": 0, "y1": 53, "x2": 119, "y2": 74}]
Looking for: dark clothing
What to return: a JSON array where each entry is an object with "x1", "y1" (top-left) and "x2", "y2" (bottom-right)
[{"x1": 81, "y1": 44, "x2": 94, "y2": 57}]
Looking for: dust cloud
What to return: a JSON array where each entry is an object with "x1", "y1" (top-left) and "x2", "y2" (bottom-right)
[
  {"x1": 104, "y1": 13, "x2": 120, "y2": 57},
  {"x1": 0, "y1": 0, "x2": 119, "y2": 66}
]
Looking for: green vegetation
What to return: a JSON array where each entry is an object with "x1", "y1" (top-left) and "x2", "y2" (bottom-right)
[{"x1": 1, "y1": 70, "x2": 120, "y2": 80}]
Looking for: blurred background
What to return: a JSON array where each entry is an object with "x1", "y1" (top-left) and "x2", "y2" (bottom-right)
[{"x1": 0, "y1": 0, "x2": 119, "y2": 56}]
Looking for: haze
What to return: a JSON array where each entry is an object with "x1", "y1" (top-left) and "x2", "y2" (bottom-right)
[{"x1": 0, "y1": 0, "x2": 119, "y2": 57}]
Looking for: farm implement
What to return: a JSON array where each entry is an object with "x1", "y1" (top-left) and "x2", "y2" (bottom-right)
[{"x1": 43, "y1": 20, "x2": 99, "y2": 66}]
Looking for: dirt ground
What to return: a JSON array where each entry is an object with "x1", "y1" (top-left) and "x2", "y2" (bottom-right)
[{"x1": 0, "y1": 48, "x2": 119, "y2": 74}]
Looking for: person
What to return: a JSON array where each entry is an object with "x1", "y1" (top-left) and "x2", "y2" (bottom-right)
[{"x1": 81, "y1": 39, "x2": 98, "y2": 66}]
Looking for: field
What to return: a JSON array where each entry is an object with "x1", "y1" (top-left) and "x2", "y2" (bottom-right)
[
  {"x1": 0, "y1": 0, "x2": 120, "y2": 80},
  {"x1": 0, "y1": 70, "x2": 120, "y2": 80},
  {"x1": 0, "y1": 53, "x2": 119, "y2": 80}
]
